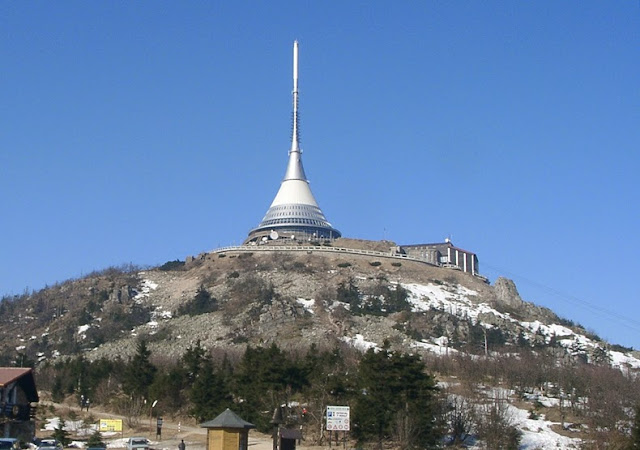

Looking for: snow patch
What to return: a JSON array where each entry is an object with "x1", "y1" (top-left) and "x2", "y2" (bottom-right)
[
  {"x1": 402, "y1": 282, "x2": 640, "y2": 372},
  {"x1": 296, "y1": 298, "x2": 315, "y2": 314},
  {"x1": 132, "y1": 279, "x2": 159, "y2": 302},
  {"x1": 413, "y1": 340, "x2": 459, "y2": 356},
  {"x1": 341, "y1": 334, "x2": 379, "y2": 352},
  {"x1": 77, "y1": 325, "x2": 90, "y2": 339}
]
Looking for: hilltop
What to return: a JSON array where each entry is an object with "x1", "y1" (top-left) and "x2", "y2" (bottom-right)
[{"x1": 2, "y1": 238, "x2": 639, "y2": 448}]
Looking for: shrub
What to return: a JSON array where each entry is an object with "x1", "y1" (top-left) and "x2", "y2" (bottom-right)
[
  {"x1": 227, "y1": 271, "x2": 240, "y2": 279},
  {"x1": 177, "y1": 286, "x2": 218, "y2": 316},
  {"x1": 158, "y1": 260, "x2": 185, "y2": 271}
]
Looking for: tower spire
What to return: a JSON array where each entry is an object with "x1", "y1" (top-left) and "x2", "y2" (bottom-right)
[
  {"x1": 291, "y1": 40, "x2": 300, "y2": 153},
  {"x1": 245, "y1": 41, "x2": 341, "y2": 244},
  {"x1": 283, "y1": 40, "x2": 306, "y2": 181}
]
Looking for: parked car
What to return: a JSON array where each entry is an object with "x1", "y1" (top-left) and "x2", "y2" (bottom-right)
[
  {"x1": 37, "y1": 439, "x2": 63, "y2": 450},
  {"x1": 0, "y1": 439, "x2": 20, "y2": 450},
  {"x1": 126, "y1": 437, "x2": 150, "y2": 450}
]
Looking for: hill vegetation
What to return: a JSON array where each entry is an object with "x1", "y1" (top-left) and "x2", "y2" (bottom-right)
[{"x1": 1, "y1": 239, "x2": 639, "y2": 448}]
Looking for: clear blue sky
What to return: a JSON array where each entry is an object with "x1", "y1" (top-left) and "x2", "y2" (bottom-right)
[{"x1": 2, "y1": 2, "x2": 639, "y2": 349}]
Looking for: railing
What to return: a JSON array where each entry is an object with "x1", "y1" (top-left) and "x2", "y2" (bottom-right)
[
  {"x1": 210, "y1": 244, "x2": 422, "y2": 260},
  {"x1": 203, "y1": 244, "x2": 489, "y2": 282}
]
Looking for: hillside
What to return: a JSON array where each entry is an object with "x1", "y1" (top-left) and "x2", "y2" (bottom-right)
[{"x1": 2, "y1": 238, "x2": 639, "y2": 448}]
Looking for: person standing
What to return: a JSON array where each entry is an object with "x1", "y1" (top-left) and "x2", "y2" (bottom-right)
[{"x1": 178, "y1": 440, "x2": 185, "y2": 450}]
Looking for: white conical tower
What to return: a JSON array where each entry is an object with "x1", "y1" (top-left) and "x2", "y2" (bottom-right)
[{"x1": 246, "y1": 41, "x2": 341, "y2": 243}]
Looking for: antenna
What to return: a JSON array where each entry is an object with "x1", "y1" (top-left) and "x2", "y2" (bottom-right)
[{"x1": 290, "y1": 40, "x2": 300, "y2": 154}]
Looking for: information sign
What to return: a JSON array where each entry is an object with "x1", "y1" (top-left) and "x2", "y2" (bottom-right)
[{"x1": 326, "y1": 405, "x2": 350, "y2": 431}]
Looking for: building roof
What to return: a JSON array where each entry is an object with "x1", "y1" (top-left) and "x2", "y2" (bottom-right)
[
  {"x1": 401, "y1": 241, "x2": 477, "y2": 256},
  {"x1": 0, "y1": 367, "x2": 39, "y2": 402},
  {"x1": 200, "y1": 408, "x2": 256, "y2": 430},
  {"x1": 0, "y1": 368, "x2": 31, "y2": 386}
]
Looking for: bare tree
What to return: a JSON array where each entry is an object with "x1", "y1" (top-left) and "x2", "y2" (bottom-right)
[{"x1": 475, "y1": 397, "x2": 520, "y2": 450}]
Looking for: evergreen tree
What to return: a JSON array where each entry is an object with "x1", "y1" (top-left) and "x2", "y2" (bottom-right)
[
  {"x1": 52, "y1": 419, "x2": 71, "y2": 447},
  {"x1": 234, "y1": 344, "x2": 308, "y2": 431},
  {"x1": 149, "y1": 366, "x2": 187, "y2": 411},
  {"x1": 122, "y1": 340, "x2": 156, "y2": 400},
  {"x1": 51, "y1": 376, "x2": 64, "y2": 403},
  {"x1": 353, "y1": 342, "x2": 440, "y2": 449},
  {"x1": 182, "y1": 340, "x2": 207, "y2": 383},
  {"x1": 178, "y1": 285, "x2": 218, "y2": 316},
  {"x1": 86, "y1": 430, "x2": 105, "y2": 448},
  {"x1": 336, "y1": 278, "x2": 362, "y2": 313},
  {"x1": 190, "y1": 357, "x2": 233, "y2": 422}
]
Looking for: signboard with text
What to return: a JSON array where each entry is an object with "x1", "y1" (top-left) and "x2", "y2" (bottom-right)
[
  {"x1": 99, "y1": 419, "x2": 123, "y2": 432},
  {"x1": 326, "y1": 405, "x2": 350, "y2": 431}
]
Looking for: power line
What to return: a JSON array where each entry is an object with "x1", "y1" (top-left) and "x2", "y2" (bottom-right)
[{"x1": 482, "y1": 261, "x2": 640, "y2": 336}]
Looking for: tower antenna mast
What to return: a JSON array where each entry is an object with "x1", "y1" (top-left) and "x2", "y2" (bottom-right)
[{"x1": 291, "y1": 40, "x2": 300, "y2": 154}]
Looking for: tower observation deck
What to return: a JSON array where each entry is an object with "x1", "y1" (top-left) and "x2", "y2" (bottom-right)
[{"x1": 245, "y1": 41, "x2": 341, "y2": 244}]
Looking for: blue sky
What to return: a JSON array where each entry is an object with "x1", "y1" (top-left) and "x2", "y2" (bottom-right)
[{"x1": 2, "y1": 2, "x2": 639, "y2": 349}]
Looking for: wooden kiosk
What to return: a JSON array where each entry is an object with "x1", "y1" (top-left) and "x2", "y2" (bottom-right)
[{"x1": 200, "y1": 409, "x2": 256, "y2": 450}]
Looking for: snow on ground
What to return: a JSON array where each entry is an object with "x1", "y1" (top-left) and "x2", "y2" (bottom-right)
[
  {"x1": 402, "y1": 282, "x2": 640, "y2": 372},
  {"x1": 341, "y1": 334, "x2": 379, "y2": 352},
  {"x1": 523, "y1": 392, "x2": 561, "y2": 408},
  {"x1": 402, "y1": 282, "x2": 507, "y2": 327},
  {"x1": 151, "y1": 307, "x2": 172, "y2": 321},
  {"x1": 610, "y1": 349, "x2": 640, "y2": 370},
  {"x1": 132, "y1": 279, "x2": 159, "y2": 303},
  {"x1": 77, "y1": 325, "x2": 90, "y2": 340},
  {"x1": 507, "y1": 404, "x2": 581, "y2": 449},
  {"x1": 296, "y1": 298, "x2": 315, "y2": 314},
  {"x1": 413, "y1": 340, "x2": 459, "y2": 356},
  {"x1": 42, "y1": 418, "x2": 96, "y2": 436}
]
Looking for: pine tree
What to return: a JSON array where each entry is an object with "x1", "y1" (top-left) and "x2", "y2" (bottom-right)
[
  {"x1": 182, "y1": 340, "x2": 207, "y2": 382},
  {"x1": 353, "y1": 342, "x2": 440, "y2": 449},
  {"x1": 234, "y1": 344, "x2": 308, "y2": 431},
  {"x1": 52, "y1": 419, "x2": 71, "y2": 447},
  {"x1": 122, "y1": 340, "x2": 156, "y2": 400},
  {"x1": 190, "y1": 357, "x2": 232, "y2": 422},
  {"x1": 86, "y1": 430, "x2": 105, "y2": 448}
]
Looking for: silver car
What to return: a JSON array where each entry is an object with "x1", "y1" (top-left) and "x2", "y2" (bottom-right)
[{"x1": 37, "y1": 439, "x2": 63, "y2": 450}]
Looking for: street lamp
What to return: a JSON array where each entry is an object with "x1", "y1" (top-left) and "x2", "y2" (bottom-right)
[{"x1": 149, "y1": 400, "x2": 158, "y2": 437}]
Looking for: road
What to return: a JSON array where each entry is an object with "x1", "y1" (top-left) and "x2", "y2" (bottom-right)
[{"x1": 38, "y1": 402, "x2": 323, "y2": 450}]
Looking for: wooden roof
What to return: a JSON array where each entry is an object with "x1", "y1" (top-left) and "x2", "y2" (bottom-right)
[
  {"x1": 0, "y1": 367, "x2": 39, "y2": 402},
  {"x1": 200, "y1": 408, "x2": 255, "y2": 429}
]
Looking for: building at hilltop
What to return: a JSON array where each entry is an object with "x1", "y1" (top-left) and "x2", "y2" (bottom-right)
[
  {"x1": 240, "y1": 43, "x2": 482, "y2": 278},
  {"x1": 399, "y1": 239, "x2": 479, "y2": 276},
  {"x1": 245, "y1": 41, "x2": 341, "y2": 244}
]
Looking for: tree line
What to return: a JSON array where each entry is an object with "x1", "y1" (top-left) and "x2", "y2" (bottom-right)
[{"x1": 36, "y1": 339, "x2": 640, "y2": 449}]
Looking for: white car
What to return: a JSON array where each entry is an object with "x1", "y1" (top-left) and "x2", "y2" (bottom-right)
[{"x1": 126, "y1": 437, "x2": 150, "y2": 450}]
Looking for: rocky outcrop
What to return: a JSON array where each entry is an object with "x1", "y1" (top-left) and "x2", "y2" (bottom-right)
[{"x1": 493, "y1": 277, "x2": 524, "y2": 308}]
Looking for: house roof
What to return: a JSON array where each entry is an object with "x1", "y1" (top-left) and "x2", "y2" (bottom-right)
[
  {"x1": 0, "y1": 367, "x2": 39, "y2": 402},
  {"x1": 200, "y1": 408, "x2": 255, "y2": 430}
]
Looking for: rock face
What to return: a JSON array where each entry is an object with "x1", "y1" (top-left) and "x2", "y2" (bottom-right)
[{"x1": 493, "y1": 277, "x2": 524, "y2": 308}]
